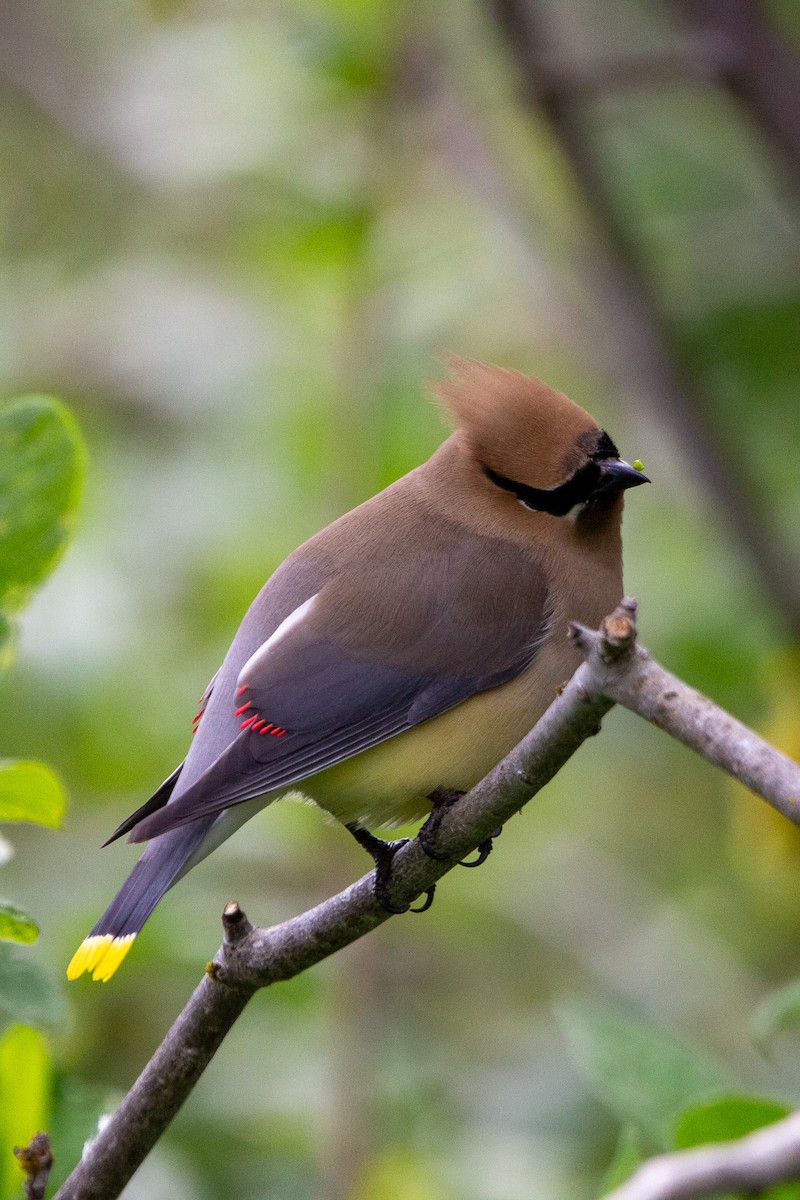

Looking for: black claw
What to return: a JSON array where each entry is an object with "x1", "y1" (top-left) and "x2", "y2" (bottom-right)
[
  {"x1": 459, "y1": 839, "x2": 493, "y2": 867},
  {"x1": 459, "y1": 826, "x2": 503, "y2": 868},
  {"x1": 410, "y1": 885, "x2": 436, "y2": 913}
]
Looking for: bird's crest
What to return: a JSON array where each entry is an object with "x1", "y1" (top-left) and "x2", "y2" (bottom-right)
[{"x1": 431, "y1": 356, "x2": 598, "y2": 489}]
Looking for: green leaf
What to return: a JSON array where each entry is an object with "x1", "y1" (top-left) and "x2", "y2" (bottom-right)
[
  {"x1": 674, "y1": 1095, "x2": 791, "y2": 1149},
  {"x1": 0, "y1": 761, "x2": 67, "y2": 829},
  {"x1": 752, "y1": 979, "x2": 800, "y2": 1054},
  {"x1": 673, "y1": 1097, "x2": 800, "y2": 1200},
  {"x1": 559, "y1": 1002, "x2": 731, "y2": 1147},
  {"x1": 0, "y1": 902, "x2": 39, "y2": 946},
  {"x1": 600, "y1": 1125, "x2": 645, "y2": 1195},
  {"x1": 0, "y1": 395, "x2": 86, "y2": 615},
  {"x1": 0, "y1": 945, "x2": 67, "y2": 1033},
  {"x1": 0, "y1": 1024, "x2": 51, "y2": 1200}
]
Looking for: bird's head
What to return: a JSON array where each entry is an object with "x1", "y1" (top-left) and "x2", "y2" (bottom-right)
[{"x1": 433, "y1": 357, "x2": 648, "y2": 531}]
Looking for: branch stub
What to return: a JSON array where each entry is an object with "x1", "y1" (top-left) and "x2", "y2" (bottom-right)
[{"x1": 222, "y1": 901, "x2": 252, "y2": 945}]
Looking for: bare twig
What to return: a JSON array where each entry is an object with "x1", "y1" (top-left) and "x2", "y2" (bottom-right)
[
  {"x1": 569, "y1": 600, "x2": 800, "y2": 826},
  {"x1": 14, "y1": 1132, "x2": 54, "y2": 1200},
  {"x1": 52, "y1": 601, "x2": 800, "y2": 1200},
  {"x1": 607, "y1": 1107, "x2": 800, "y2": 1200}
]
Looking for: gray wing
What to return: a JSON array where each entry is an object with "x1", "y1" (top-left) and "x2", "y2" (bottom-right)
[{"x1": 129, "y1": 533, "x2": 550, "y2": 842}]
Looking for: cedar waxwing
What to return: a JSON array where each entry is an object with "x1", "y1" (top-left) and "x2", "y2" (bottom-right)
[{"x1": 68, "y1": 359, "x2": 648, "y2": 981}]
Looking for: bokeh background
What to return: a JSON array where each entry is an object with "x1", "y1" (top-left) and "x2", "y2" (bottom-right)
[{"x1": 3, "y1": 0, "x2": 800, "y2": 1196}]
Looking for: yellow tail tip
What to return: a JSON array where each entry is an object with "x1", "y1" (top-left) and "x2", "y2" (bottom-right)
[{"x1": 67, "y1": 933, "x2": 136, "y2": 982}]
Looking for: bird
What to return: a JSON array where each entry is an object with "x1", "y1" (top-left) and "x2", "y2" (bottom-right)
[{"x1": 67, "y1": 358, "x2": 648, "y2": 981}]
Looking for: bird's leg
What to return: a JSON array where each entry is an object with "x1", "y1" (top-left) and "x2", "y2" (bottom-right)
[
  {"x1": 420, "y1": 787, "x2": 503, "y2": 868},
  {"x1": 418, "y1": 788, "x2": 463, "y2": 861},
  {"x1": 345, "y1": 823, "x2": 435, "y2": 915}
]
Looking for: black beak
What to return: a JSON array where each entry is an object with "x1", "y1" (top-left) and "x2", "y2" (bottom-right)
[{"x1": 595, "y1": 458, "x2": 650, "y2": 499}]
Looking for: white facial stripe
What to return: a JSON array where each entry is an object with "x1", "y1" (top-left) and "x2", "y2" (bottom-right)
[
  {"x1": 518, "y1": 497, "x2": 585, "y2": 522},
  {"x1": 237, "y1": 594, "x2": 318, "y2": 688}
]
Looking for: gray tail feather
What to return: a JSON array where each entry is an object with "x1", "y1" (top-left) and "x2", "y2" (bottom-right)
[{"x1": 90, "y1": 819, "x2": 214, "y2": 939}]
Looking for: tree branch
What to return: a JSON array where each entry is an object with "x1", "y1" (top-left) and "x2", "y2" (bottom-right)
[
  {"x1": 51, "y1": 600, "x2": 800, "y2": 1199},
  {"x1": 570, "y1": 605, "x2": 800, "y2": 826},
  {"x1": 14, "y1": 1133, "x2": 54, "y2": 1200},
  {"x1": 607, "y1": 1108, "x2": 800, "y2": 1200}
]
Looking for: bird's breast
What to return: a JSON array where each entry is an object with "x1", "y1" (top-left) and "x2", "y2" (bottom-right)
[
  {"x1": 302, "y1": 628, "x2": 583, "y2": 829},
  {"x1": 301, "y1": 533, "x2": 623, "y2": 830}
]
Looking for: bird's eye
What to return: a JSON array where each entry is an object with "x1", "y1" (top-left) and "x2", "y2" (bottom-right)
[
  {"x1": 483, "y1": 427, "x2": 632, "y2": 517},
  {"x1": 483, "y1": 462, "x2": 602, "y2": 516}
]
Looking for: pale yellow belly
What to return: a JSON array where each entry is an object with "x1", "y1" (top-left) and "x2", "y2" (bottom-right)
[{"x1": 301, "y1": 634, "x2": 581, "y2": 829}]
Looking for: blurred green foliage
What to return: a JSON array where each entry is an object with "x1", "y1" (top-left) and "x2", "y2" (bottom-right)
[
  {"x1": 563, "y1": 1003, "x2": 800, "y2": 1194},
  {"x1": 0, "y1": 1026, "x2": 50, "y2": 1200},
  {"x1": 0, "y1": 398, "x2": 85, "y2": 620},
  {"x1": 0, "y1": 762, "x2": 65, "y2": 831},
  {"x1": 560, "y1": 1003, "x2": 731, "y2": 1148},
  {"x1": 754, "y1": 982, "x2": 800, "y2": 1056},
  {"x1": 0, "y1": 394, "x2": 83, "y2": 1198},
  {"x1": 1, "y1": 0, "x2": 800, "y2": 1197},
  {"x1": 0, "y1": 395, "x2": 79, "y2": 969}
]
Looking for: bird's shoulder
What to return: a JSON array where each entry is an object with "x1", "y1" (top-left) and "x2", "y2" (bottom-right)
[
  {"x1": 233, "y1": 461, "x2": 552, "y2": 684},
  {"x1": 292, "y1": 474, "x2": 550, "y2": 675}
]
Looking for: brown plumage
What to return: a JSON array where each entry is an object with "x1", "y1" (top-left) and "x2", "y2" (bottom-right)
[
  {"x1": 436, "y1": 356, "x2": 596, "y2": 488},
  {"x1": 68, "y1": 358, "x2": 648, "y2": 981}
]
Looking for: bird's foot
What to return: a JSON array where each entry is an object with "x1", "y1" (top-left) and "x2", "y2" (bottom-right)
[
  {"x1": 419, "y1": 788, "x2": 465, "y2": 861},
  {"x1": 420, "y1": 789, "x2": 503, "y2": 868},
  {"x1": 345, "y1": 823, "x2": 435, "y2": 914}
]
